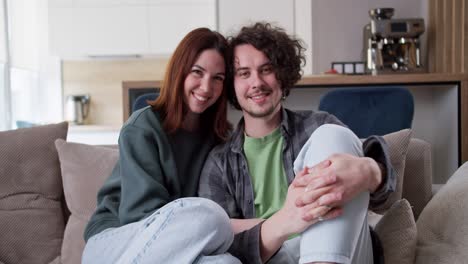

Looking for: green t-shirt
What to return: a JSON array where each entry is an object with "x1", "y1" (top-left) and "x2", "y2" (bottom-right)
[{"x1": 243, "y1": 127, "x2": 288, "y2": 219}]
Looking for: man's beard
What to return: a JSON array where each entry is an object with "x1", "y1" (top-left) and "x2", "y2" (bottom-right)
[{"x1": 241, "y1": 89, "x2": 282, "y2": 118}]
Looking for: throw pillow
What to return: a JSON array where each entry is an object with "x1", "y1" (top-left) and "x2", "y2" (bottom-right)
[
  {"x1": 0, "y1": 122, "x2": 68, "y2": 264},
  {"x1": 375, "y1": 199, "x2": 417, "y2": 264},
  {"x1": 55, "y1": 139, "x2": 119, "y2": 264},
  {"x1": 415, "y1": 162, "x2": 468, "y2": 264},
  {"x1": 376, "y1": 129, "x2": 413, "y2": 213}
]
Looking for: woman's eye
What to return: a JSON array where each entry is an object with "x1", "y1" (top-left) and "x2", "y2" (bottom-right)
[
  {"x1": 192, "y1": 69, "x2": 203, "y2": 76},
  {"x1": 214, "y1": 76, "x2": 225, "y2": 81}
]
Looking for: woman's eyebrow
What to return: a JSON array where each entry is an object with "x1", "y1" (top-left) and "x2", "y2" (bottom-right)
[{"x1": 192, "y1": 64, "x2": 206, "y2": 71}]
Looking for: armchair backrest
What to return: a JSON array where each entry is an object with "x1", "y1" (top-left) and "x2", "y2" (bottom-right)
[{"x1": 319, "y1": 87, "x2": 414, "y2": 138}]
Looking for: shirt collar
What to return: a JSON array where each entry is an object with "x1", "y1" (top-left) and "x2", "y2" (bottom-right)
[{"x1": 229, "y1": 107, "x2": 293, "y2": 153}]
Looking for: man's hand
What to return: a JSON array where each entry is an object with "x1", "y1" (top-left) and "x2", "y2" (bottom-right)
[
  {"x1": 276, "y1": 173, "x2": 342, "y2": 235},
  {"x1": 293, "y1": 153, "x2": 382, "y2": 208},
  {"x1": 266, "y1": 167, "x2": 342, "y2": 237},
  {"x1": 259, "y1": 168, "x2": 342, "y2": 262}
]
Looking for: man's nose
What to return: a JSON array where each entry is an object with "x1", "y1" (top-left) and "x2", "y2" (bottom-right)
[{"x1": 250, "y1": 72, "x2": 266, "y2": 89}]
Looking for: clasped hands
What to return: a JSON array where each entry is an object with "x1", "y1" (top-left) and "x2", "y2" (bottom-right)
[{"x1": 277, "y1": 153, "x2": 382, "y2": 236}]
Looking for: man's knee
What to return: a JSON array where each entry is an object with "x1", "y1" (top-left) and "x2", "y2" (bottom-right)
[
  {"x1": 310, "y1": 124, "x2": 362, "y2": 155},
  {"x1": 312, "y1": 124, "x2": 358, "y2": 143}
]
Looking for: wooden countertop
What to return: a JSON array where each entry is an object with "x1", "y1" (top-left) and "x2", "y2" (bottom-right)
[
  {"x1": 297, "y1": 73, "x2": 468, "y2": 87},
  {"x1": 123, "y1": 73, "x2": 467, "y2": 89}
]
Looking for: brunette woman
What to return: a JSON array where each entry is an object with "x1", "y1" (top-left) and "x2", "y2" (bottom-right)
[{"x1": 82, "y1": 28, "x2": 240, "y2": 264}]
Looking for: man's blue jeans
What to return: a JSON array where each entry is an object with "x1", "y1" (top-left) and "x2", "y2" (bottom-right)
[{"x1": 270, "y1": 124, "x2": 373, "y2": 264}]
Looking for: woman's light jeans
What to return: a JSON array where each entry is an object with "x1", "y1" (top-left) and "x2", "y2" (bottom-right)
[
  {"x1": 82, "y1": 198, "x2": 241, "y2": 264},
  {"x1": 269, "y1": 124, "x2": 373, "y2": 264}
]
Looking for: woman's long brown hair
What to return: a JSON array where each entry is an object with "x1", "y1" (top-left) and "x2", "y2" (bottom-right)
[{"x1": 148, "y1": 28, "x2": 232, "y2": 142}]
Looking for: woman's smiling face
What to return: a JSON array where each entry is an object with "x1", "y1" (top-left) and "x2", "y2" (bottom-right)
[{"x1": 183, "y1": 49, "x2": 226, "y2": 114}]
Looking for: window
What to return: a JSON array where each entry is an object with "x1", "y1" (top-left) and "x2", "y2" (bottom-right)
[{"x1": 0, "y1": 0, "x2": 62, "y2": 131}]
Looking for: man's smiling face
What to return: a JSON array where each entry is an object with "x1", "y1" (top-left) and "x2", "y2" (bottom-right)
[{"x1": 233, "y1": 44, "x2": 283, "y2": 119}]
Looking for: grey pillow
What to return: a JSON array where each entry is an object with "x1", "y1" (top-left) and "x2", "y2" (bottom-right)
[
  {"x1": 375, "y1": 199, "x2": 417, "y2": 264},
  {"x1": 0, "y1": 122, "x2": 68, "y2": 264},
  {"x1": 415, "y1": 162, "x2": 468, "y2": 264},
  {"x1": 376, "y1": 129, "x2": 412, "y2": 213},
  {"x1": 55, "y1": 139, "x2": 119, "y2": 264}
]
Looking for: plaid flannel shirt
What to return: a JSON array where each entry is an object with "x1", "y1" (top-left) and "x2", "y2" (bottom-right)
[{"x1": 198, "y1": 108, "x2": 395, "y2": 264}]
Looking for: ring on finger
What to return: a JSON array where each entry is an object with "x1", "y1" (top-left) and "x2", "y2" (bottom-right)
[{"x1": 317, "y1": 216, "x2": 325, "y2": 222}]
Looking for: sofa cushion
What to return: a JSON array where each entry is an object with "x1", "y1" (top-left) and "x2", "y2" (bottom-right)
[
  {"x1": 55, "y1": 139, "x2": 118, "y2": 264},
  {"x1": 377, "y1": 129, "x2": 412, "y2": 212},
  {"x1": 0, "y1": 122, "x2": 68, "y2": 264},
  {"x1": 415, "y1": 162, "x2": 468, "y2": 264},
  {"x1": 375, "y1": 199, "x2": 417, "y2": 264}
]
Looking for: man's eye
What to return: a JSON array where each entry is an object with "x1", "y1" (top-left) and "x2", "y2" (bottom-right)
[
  {"x1": 261, "y1": 67, "x2": 272, "y2": 74},
  {"x1": 237, "y1": 71, "x2": 249, "y2": 78}
]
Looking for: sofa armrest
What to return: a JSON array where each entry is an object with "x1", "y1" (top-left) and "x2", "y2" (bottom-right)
[{"x1": 401, "y1": 138, "x2": 432, "y2": 219}]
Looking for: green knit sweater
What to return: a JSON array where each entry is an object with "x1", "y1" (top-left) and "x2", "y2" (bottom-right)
[{"x1": 84, "y1": 107, "x2": 216, "y2": 241}]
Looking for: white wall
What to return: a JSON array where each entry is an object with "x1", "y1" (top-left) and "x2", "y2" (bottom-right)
[{"x1": 218, "y1": 0, "x2": 294, "y2": 36}]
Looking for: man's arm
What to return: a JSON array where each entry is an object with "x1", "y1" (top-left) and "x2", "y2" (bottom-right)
[
  {"x1": 231, "y1": 218, "x2": 264, "y2": 234},
  {"x1": 258, "y1": 177, "x2": 343, "y2": 262},
  {"x1": 198, "y1": 149, "x2": 265, "y2": 264},
  {"x1": 363, "y1": 135, "x2": 396, "y2": 211}
]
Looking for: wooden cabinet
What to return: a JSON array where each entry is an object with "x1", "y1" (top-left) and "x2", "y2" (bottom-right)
[
  {"x1": 48, "y1": 0, "x2": 216, "y2": 58},
  {"x1": 428, "y1": 0, "x2": 467, "y2": 74}
]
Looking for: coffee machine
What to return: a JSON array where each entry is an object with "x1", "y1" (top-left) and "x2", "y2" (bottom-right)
[{"x1": 363, "y1": 8, "x2": 425, "y2": 74}]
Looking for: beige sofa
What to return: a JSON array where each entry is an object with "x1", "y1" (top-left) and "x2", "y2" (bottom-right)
[{"x1": 0, "y1": 122, "x2": 466, "y2": 264}]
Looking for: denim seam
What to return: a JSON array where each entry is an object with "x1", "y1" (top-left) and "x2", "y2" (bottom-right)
[{"x1": 130, "y1": 206, "x2": 177, "y2": 264}]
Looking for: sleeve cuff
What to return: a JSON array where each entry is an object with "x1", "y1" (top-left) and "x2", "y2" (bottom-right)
[
  {"x1": 363, "y1": 135, "x2": 396, "y2": 211},
  {"x1": 228, "y1": 221, "x2": 264, "y2": 264}
]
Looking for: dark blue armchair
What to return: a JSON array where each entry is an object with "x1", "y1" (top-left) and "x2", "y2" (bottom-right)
[
  {"x1": 132, "y1": 92, "x2": 159, "y2": 113},
  {"x1": 318, "y1": 87, "x2": 414, "y2": 138}
]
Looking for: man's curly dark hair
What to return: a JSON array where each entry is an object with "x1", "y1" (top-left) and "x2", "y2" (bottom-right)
[{"x1": 227, "y1": 22, "x2": 306, "y2": 110}]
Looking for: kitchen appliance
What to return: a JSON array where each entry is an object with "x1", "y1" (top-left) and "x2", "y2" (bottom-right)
[
  {"x1": 363, "y1": 8, "x2": 425, "y2": 74},
  {"x1": 65, "y1": 94, "x2": 90, "y2": 125}
]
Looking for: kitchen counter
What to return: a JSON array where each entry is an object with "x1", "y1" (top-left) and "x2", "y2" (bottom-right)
[
  {"x1": 68, "y1": 125, "x2": 121, "y2": 145},
  {"x1": 297, "y1": 73, "x2": 468, "y2": 86}
]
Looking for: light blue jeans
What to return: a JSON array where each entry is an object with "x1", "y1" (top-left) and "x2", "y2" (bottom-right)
[
  {"x1": 82, "y1": 198, "x2": 241, "y2": 264},
  {"x1": 269, "y1": 124, "x2": 373, "y2": 264}
]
